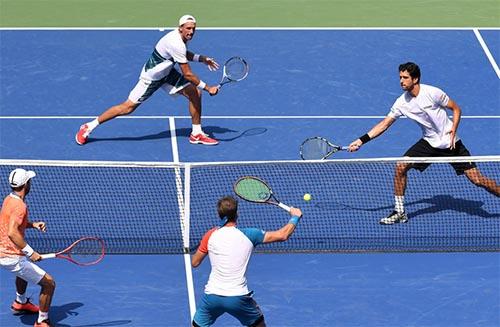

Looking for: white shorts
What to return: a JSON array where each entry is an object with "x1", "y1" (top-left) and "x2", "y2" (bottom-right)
[
  {"x1": 128, "y1": 68, "x2": 190, "y2": 104},
  {"x1": 0, "y1": 256, "x2": 46, "y2": 285}
]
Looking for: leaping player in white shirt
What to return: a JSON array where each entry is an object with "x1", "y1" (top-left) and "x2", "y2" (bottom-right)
[
  {"x1": 191, "y1": 196, "x2": 303, "y2": 327},
  {"x1": 76, "y1": 14, "x2": 221, "y2": 146},
  {"x1": 349, "y1": 62, "x2": 499, "y2": 225}
]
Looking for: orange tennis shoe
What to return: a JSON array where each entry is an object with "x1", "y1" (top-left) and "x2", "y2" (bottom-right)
[{"x1": 11, "y1": 299, "x2": 39, "y2": 314}]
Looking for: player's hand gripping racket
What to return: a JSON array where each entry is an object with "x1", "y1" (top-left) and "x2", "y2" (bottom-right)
[
  {"x1": 234, "y1": 176, "x2": 291, "y2": 212},
  {"x1": 217, "y1": 56, "x2": 249, "y2": 89},
  {"x1": 300, "y1": 137, "x2": 349, "y2": 160},
  {"x1": 40, "y1": 237, "x2": 105, "y2": 266}
]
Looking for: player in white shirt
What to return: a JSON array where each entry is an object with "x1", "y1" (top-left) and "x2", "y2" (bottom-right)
[
  {"x1": 348, "y1": 62, "x2": 499, "y2": 225},
  {"x1": 191, "y1": 196, "x2": 303, "y2": 327},
  {"x1": 75, "y1": 14, "x2": 221, "y2": 146}
]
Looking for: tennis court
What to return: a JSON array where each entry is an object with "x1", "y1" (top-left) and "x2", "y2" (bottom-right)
[{"x1": 1, "y1": 3, "x2": 499, "y2": 326}]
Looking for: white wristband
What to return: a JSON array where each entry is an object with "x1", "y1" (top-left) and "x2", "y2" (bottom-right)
[
  {"x1": 21, "y1": 244, "x2": 34, "y2": 257},
  {"x1": 193, "y1": 54, "x2": 201, "y2": 62},
  {"x1": 197, "y1": 80, "x2": 207, "y2": 90}
]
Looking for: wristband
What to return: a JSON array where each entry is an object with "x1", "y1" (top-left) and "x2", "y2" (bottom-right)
[
  {"x1": 193, "y1": 54, "x2": 201, "y2": 62},
  {"x1": 21, "y1": 244, "x2": 34, "y2": 257},
  {"x1": 197, "y1": 80, "x2": 207, "y2": 90},
  {"x1": 288, "y1": 216, "x2": 301, "y2": 226},
  {"x1": 359, "y1": 133, "x2": 371, "y2": 144}
]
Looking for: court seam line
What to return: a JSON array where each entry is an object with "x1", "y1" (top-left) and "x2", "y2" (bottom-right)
[
  {"x1": 473, "y1": 28, "x2": 500, "y2": 79},
  {"x1": 0, "y1": 115, "x2": 499, "y2": 119}
]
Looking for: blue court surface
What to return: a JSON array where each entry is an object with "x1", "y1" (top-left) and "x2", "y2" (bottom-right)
[{"x1": 1, "y1": 29, "x2": 499, "y2": 326}]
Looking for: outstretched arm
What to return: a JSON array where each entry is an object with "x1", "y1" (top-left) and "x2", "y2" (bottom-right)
[
  {"x1": 348, "y1": 116, "x2": 396, "y2": 152},
  {"x1": 263, "y1": 207, "x2": 303, "y2": 243}
]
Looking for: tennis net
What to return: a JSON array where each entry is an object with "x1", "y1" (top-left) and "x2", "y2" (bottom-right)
[{"x1": 0, "y1": 156, "x2": 498, "y2": 253}]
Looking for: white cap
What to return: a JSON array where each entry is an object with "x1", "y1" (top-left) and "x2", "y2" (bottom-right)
[
  {"x1": 9, "y1": 168, "x2": 36, "y2": 188},
  {"x1": 179, "y1": 14, "x2": 196, "y2": 26}
]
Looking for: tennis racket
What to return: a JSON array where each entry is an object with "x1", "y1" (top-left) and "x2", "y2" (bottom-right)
[
  {"x1": 40, "y1": 237, "x2": 105, "y2": 266},
  {"x1": 300, "y1": 137, "x2": 349, "y2": 160},
  {"x1": 217, "y1": 56, "x2": 249, "y2": 89},
  {"x1": 234, "y1": 176, "x2": 291, "y2": 212}
]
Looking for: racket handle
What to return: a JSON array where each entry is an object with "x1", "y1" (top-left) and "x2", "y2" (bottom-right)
[
  {"x1": 340, "y1": 146, "x2": 349, "y2": 151},
  {"x1": 277, "y1": 202, "x2": 291, "y2": 212},
  {"x1": 40, "y1": 253, "x2": 56, "y2": 260}
]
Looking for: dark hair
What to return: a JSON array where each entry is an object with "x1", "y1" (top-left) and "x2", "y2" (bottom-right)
[
  {"x1": 217, "y1": 196, "x2": 238, "y2": 221},
  {"x1": 399, "y1": 62, "x2": 421, "y2": 83}
]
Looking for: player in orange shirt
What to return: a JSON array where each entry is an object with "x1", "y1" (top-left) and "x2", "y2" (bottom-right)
[{"x1": 0, "y1": 169, "x2": 56, "y2": 327}]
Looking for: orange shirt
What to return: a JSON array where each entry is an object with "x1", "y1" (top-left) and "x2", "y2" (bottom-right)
[{"x1": 0, "y1": 194, "x2": 28, "y2": 257}]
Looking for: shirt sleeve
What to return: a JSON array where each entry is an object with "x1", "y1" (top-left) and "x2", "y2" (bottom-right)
[
  {"x1": 198, "y1": 228, "x2": 217, "y2": 253},
  {"x1": 430, "y1": 86, "x2": 450, "y2": 107},
  {"x1": 241, "y1": 228, "x2": 266, "y2": 247},
  {"x1": 388, "y1": 100, "x2": 403, "y2": 119},
  {"x1": 167, "y1": 41, "x2": 188, "y2": 64}
]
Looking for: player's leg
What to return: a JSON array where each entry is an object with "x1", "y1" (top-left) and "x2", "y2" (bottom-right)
[
  {"x1": 381, "y1": 139, "x2": 433, "y2": 225},
  {"x1": 75, "y1": 77, "x2": 159, "y2": 145},
  {"x1": 463, "y1": 168, "x2": 500, "y2": 197},
  {"x1": 380, "y1": 161, "x2": 411, "y2": 225},
  {"x1": 163, "y1": 69, "x2": 219, "y2": 145},
  {"x1": 450, "y1": 140, "x2": 500, "y2": 197},
  {"x1": 35, "y1": 273, "x2": 56, "y2": 326},
  {"x1": 0, "y1": 256, "x2": 40, "y2": 315},
  {"x1": 192, "y1": 293, "x2": 224, "y2": 327}
]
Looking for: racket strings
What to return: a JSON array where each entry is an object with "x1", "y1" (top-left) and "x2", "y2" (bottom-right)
[
  {"x1": 224, "y1": 58, "x2": 248, "y2": 81},
  {"x1": 69, "y1": 239, "x2": 104, "y2": 264},
  {"x1": 234, "y1": 178, "x2": 271, "y2": 202},
  {"x1": 301, "y1": 138, "x2": 333, "y2": 160}
]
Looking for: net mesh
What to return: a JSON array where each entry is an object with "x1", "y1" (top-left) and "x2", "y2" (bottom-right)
[{"x1": 1, "y1": 157, "x2": 498, "y2": 254}]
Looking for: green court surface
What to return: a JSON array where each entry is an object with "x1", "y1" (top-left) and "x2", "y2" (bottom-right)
[{"x1": 0, "y1": 0, "x2": 499, "y2": 27}]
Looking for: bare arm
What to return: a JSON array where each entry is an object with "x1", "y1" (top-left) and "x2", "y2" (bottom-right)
[
  {"x1": 263, "y1": 207, "x2": 303, "y2": 243},
  {"x1": 348, "y1": 116, "x2": 396, "y2": 152},
  {"x1": 191, "y1": 250, "x2": 207, "y2": 268},
  {"x1": 178, "y1": 62, "x2": 219, "y2": 96},
  {"x1": 445, "y1": 98, "x2": 461, "y2": 150}
]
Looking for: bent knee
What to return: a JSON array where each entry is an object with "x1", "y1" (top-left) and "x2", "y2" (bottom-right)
[{"x1": 40, "y1": 274, "x2": 56, "y2": 290}]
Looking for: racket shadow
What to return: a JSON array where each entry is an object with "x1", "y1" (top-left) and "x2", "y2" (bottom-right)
[{"x1": 218, "y1": 127, "x2": 268, "y2": 142}]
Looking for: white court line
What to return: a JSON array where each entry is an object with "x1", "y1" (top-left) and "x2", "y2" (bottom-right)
[
  {"x1": 1, "y1": 27, "x2": 499, "y2": 31},
  {"x1": 473, "y1": 29, "x2": 500, "y2": 79},
  {"x1": 0, "y1": 115, "x2": 499, "y2": 119}
]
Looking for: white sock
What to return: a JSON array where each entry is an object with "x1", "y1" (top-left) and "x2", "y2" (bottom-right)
[
  {"x1": 192, "y1": 124, "x2": 203, "y2": 135},
  {"x1": 16, "y1": 292, "x2": 26, "y2": 304},
  {"x1": 86, "y1": 118, "x2": 100, "y2": 132},
  {"x1": 38, "y1": 311, "x2": 49, "y2": 323},
  {"x1": 395, "y1": 196, "x2": 405, "y2": 213}
]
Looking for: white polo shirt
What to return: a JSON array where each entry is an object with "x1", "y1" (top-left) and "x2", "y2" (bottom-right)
[
  {"x1": 140, "y1": 29, "x2": 188, "y2": 81},
  {"x1": 198, "y1": 226, "x2": 265, "y2": 296},
  {"x1": 388, "y1": 84, "x2": 460, "y2": 149}
]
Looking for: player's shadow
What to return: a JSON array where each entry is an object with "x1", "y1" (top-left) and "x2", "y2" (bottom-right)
[
  {"x1": 314, "y1": 194, "x2": 499, "y2": 219},
  {"x1": 19, "y1": 302, "x2": 132, "y2": 326},
  {"x1": 86, "y1": 126, "x2": 266, "y2": 144},
  {"x1": 86, "y1": 126, "x2": 240, "y2": 143},
  {"x1": 406, "y1": 194, "x2": 499, "y2": 219}
]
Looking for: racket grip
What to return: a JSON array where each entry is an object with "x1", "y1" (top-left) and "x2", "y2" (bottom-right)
[
  {"x1": 340, "y1": 146, "x2": 349, "y2": 151},
  {"x1": 277, "y1": 202, "x2": 291, "y2": 212},
  {"x1": 40, "y1": 253, "x2": 56, "y2": 260}
]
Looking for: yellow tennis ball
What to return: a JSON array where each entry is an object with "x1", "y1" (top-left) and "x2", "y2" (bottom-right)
[{"x1": 303, "y1": 193, "x2": 312, "y2": 201}]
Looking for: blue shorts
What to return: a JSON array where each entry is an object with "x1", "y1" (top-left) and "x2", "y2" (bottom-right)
[{"x1": 192, "y1": 292, "x2": 264, "y2": 327}]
